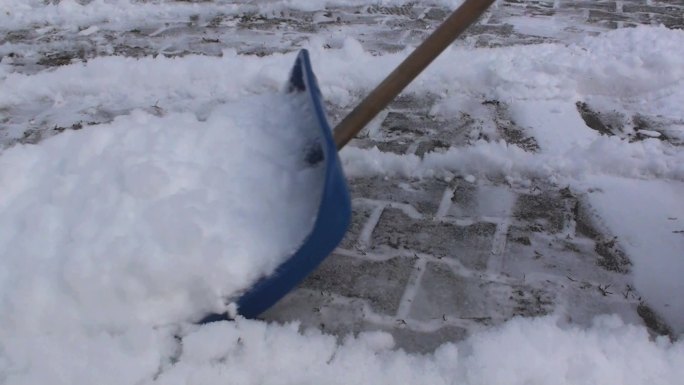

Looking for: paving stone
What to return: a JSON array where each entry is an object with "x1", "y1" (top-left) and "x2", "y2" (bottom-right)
[
  {"x1": 378, "y1": 111, "x2": 437, "y2": 139},
  {"x1": 349, "y1": 177, "x2": 448, "y2": 216},
  {"x1": 623, "y1": 4, "x2": 684, "y2": 15},
  {"x1": 387, "y1": 325, "x2": 467, "y2": 354},
  {"x1": 260, "y1": 288, "x2": 369, "y2": 337},
  {"x1": 504, "y1": 228, "x2": 628, "y2": 282},
  {"x1": 559, "y1": 1, "x2": 617, "y2": 12},
  {"x1": 263, "y1": 287, "x2": 468, "y2": 353},
  {"x1": 465, "y1": 23, "x2": 516, "y2": 37},
  {"x1": 562, "y1": 283, "x2": 644, "y2": 327},
  {"x1": 588, "y1": 9, "x2": 632, "y2": 23},
  {"x1": 352, "y1": 139, "x2": 413, "y2": 155},
  {"x1": 654, "y1": 0, "x2": 684, "y2": 6},
  {"x1": 371, "y1": 208, "x2": 496, "y2": 271},
  {"x1": 409, "y1": 262, "x2": 515, "y2": 321},
  {"x1": 513, "y1": 189, "x2": 575, "y2": 234},
  {"x1": 652, "y1": 14, "x2": 684, "y2": 29},
  {"x1": 509, "y1": 283, "x2": 556, "y2": 318},
  {"x1": 414, "y1": 139, "x2": 452, "y2": 157},
  {"x1": 301, "y1": 253, "x2": 418, "y2": 316},
  {"x1": 389, "y1": 93, "x2": 439, "y2": 111},
  {"x1": 446, "y1": 180, "x2": 518, "y2": 219},
  {"x1": 423, "y1": 7, "x2": 449, "y2": 21}
]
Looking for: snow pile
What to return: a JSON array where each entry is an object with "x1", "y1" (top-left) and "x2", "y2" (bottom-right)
[
  {"x1": 2, "y1": 315, "x2": 682, "y2": 385},
  {"x1": 340, "y1": 135, "x2": 684, "y2": 182},
  {"x1": 156, "y1": 316, "x2": 684, "y2": 385},
  {"x1": 0, "y1": 92, "x2": 324, "y2": 333}
]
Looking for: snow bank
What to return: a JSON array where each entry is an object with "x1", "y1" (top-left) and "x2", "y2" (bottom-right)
[
  {"x1": 2, "y1": 315, "x2": 682, "y2": 385},
  {"x1": 158, "y1": 316, "x2": 684, "y2": 385},
  {"x1": 340, "y1": 135, "x2": 684, "y2": 183},
  {"x1": 0, "y1": 92, "x2": 324, "y2": 333},
  {"x1": 3, "y1": 25, "x2": 683, "y2": 146}
]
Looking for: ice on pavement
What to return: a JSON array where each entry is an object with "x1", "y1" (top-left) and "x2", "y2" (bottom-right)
[{"x1": 0, "y1": 91, "x2": 325, "y2": 333}]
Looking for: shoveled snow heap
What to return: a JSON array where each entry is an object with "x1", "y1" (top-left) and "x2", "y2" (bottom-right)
[{"x1": 0, "y1": 91, "x2": 325, "y2": 333}]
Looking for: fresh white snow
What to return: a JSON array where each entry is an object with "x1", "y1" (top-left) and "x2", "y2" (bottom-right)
[
  {"x1": 153, "y1": 315, "x2": 683, "y2": 385},
  {"x1": 2, "y1": 314, "x2": 682, "y2": 385},
  {"x1": 0, "y1": 92, "x2": 325, "y2": 334},
  {"x1": 1, "y1": 1, "x2": 683, "y2": 383}
]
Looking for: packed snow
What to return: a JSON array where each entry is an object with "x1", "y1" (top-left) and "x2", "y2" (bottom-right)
[{"x1": 1, "y1": 0, "x2": 684, "y2": 383}]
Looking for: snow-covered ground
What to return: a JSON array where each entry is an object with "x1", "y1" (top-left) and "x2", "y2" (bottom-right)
[{"x1": 1, "y1": 1, "x2": 683, "y2": 384}]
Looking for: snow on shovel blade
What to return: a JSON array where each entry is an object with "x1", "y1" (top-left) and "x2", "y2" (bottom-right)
[{"x1": 201, "y1": 50, "x2": 351, "y2": 321}]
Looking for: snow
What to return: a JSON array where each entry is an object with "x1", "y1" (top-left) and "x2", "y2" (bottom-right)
[
  {"x1": 581, "y1": 176, "x2": 684, "y2": 335},
  {"x1": 153, "y1": 315, "x2": 684, "y2": 385},
  {"x1": 0, "y1": 92, "x2": 325, "y2": 333},
  {"x1": 1, "y1": 0, "x2": 684, "y2": 383},
  {"x1": 3, "y1": 314, "x2": 682, "y2": 385},
  {"x1": 341, "y1": 136, "x2": 684, "y2": 183}
]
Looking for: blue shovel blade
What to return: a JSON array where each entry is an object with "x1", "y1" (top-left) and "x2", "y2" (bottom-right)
[{"x1": 200, "y1": 50, "x2": 351, "y2": 322}]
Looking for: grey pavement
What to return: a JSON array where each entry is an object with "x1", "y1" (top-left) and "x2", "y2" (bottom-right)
[
  {"x1": 1, "y1": 0, "x2": 681, "y2": 352},
  {"x1": 261, "y1": 0, "x2": 681, "y2": 352}
]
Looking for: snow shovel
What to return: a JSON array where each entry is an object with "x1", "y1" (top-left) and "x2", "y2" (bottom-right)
[{"x1": 201, "y1": 0, "x2": 495, "y2": 322}]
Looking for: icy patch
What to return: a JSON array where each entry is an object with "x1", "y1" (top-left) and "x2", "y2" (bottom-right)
[{"x1": 0, "y1": 91, "x2": 325, "y2": 334}]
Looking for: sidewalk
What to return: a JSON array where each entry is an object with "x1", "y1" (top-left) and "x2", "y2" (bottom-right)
[
  {"x1": 261, "y1": 0, "x2": 682, "y2": 352},
  {"x1": 1, "y1": 0, "x2": 681, "y2": 353}
]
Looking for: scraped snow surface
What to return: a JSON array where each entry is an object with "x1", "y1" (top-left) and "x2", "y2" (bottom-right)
[
  {"x1": 582, "y1": 176, "x2": 684, "y2": 336},
  {"x1": 1, "y1": 1, "x2": 684, "y2": 383}
]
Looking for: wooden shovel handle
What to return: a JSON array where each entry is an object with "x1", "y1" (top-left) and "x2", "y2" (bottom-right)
[{"x1": 333, "y1": 0, "x2": 495, "y2": 150}]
